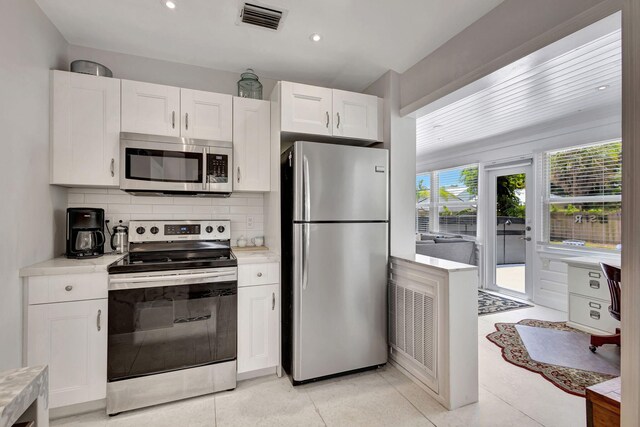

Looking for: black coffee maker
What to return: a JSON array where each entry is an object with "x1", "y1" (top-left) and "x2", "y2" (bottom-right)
[{"x1": 66, "y1": 208, "x2": 106, "y2": 258}]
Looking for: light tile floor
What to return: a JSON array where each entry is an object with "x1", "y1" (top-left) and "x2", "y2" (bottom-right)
[
  {"x1": 495, "y1": 265, "x2": 526, "y2": 293},
  {"x1": 53, "y1": 302, "x2": 582, "y2": 427}
]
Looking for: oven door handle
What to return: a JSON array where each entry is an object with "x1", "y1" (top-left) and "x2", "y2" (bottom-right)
[{"x1": 109, "y1": 271, "x2": 237, "y2": 288}]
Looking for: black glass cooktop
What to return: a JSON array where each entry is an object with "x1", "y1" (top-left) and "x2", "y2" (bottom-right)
[{"x1": 108, "y1": 249, "x2": 237, "y2": 274}]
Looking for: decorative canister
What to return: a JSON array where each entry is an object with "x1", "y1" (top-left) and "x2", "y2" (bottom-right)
[{"x1": 237, "y1": 68, "x2": 263, "y2": 99}]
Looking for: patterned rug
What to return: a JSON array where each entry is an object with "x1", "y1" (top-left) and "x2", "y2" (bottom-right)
[
  {"x1": 478, "y1": 290, "x2": 532, "y2": 316},
  {"x1": 487, "y1": 319, "x2": 617, "y2": 396}
]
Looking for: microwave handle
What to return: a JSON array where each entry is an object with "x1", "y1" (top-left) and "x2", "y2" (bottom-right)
[{"x1": 203, "y1": 148, "x2": 208, "y2": 190}]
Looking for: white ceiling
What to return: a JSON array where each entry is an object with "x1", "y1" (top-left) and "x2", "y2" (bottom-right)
[
  {"x1": 34, "y1": 0, "x2": 503, "y2": 91},
  {"x1": 416, "y1": 13, "x2": 621, "y2": 164}
]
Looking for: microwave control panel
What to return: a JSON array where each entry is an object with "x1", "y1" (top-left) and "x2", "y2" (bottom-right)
[{"x1": 207, "y1": 153, "x2": 228, "y2": 183}]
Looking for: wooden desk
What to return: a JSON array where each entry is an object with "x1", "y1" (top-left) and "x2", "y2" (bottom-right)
[{"x1": 586, "y1": 376, "x2": 621, "y2": 427}]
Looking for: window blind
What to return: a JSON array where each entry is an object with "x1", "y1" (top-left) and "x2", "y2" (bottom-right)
[{"x1": 543, "y1": 141, "x2": 621, "y2": 250}]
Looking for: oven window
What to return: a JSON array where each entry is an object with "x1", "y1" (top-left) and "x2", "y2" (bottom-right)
[
  {"x1": 126, "y1": 148, "x2": 203, "y2": 183},
  {"x1": 107, "y1": 281, "x2": 236, "y2": 381}
]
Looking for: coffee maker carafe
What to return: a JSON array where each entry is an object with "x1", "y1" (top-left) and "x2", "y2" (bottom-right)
[{"x1": 66, "y1": 208, "x2": 105, "y2": 258}]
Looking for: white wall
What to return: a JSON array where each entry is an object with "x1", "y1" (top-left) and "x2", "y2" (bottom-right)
[
  {"x1": 365, "y1": 71, "x2": 417, "y2": 259},
  {"x1": 0, "y1": 0, "x2": 69, "y2": 370},
  {"x1": 67, "y1": 45, "x2": 277, "y2": 99},
  {"x1": 67, "y1": 189, "x2": 264, "y2": 245}
]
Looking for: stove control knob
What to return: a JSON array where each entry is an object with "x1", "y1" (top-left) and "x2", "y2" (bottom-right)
[
  {"x1": 150, "y1": 226, "x2": 159, "y2": 235},
  {"x1": 217, "y1": 225, "x2": 226, "y2": 233},
  {"x1": 136, "y1": 226, "x2": 146, "y2": 235},
  {"x1": 205, "y1": 226, "x2": 213, "y2": 233}
]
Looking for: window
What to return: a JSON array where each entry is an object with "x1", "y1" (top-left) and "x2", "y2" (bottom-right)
[
  {"x1": 416, "y1": 164, "x2": 479, "y2": 237},
  {"x1": 543, "y1": 141, "x2": 621, "y2": 250}
]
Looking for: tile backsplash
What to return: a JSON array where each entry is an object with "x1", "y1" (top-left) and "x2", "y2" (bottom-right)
[{"x1": 67, "y1": 188, "x2": 264, "y2": 243}]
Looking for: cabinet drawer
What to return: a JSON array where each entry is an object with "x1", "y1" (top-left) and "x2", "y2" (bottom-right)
[
  {"x1": 568, "y1": 266, "x2": 610, "y2": 301},
  {"x1": 569, "y1": 294, "x2": 620, "y2": 334},
  {"x1": 238, "y1": 263, "x2": 279, "y2": 287},
  {"x1": 27, "y1": 272, "x2": 108, "y2": 305}
]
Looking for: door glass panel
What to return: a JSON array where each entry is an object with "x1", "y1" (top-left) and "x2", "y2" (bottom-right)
[
  {"x1": 494, "y1": 173, "x2": 527, "y2": 293},
  {"x1": 125, "y1": 148, "x2": 202, "y2": 183}
]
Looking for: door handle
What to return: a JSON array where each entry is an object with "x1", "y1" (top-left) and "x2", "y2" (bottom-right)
[
  {"x1": 97, "y1": 309, "x2": 102, "y2": 331},
  {"x1": 325, "y1": 111, "x2": 329, "y2": 128},
  {"x1": 110, "y1": 158, "x2": 115, "y2": 177},
  {"x1": 185, "y1": 112, "x2": 189, "y2": 130},
  {"x1": 172, "y1": 111, "x2": 176, "y2": 129},
  {"x1": 272, "y1": 292, "x2": 275, "y2": 310},
  {"x1": 520, "y1": 236, "x2": 532, "y2": 241},
  {"x1": 336, "y1": 112, "x2": 341, "y2": 129}
]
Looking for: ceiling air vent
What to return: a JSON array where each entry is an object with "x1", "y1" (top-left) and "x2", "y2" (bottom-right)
[{"x1": 238, "y1": 2, "x2": 286, "y2": 31}]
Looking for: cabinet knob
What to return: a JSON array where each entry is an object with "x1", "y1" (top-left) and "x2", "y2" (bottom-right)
[
  {"x1": 65, "y1": 285, "x2": 73, "y2": 292},
  {"x1": 257, "y1": 272, "x2": 263, "y2": 277}
]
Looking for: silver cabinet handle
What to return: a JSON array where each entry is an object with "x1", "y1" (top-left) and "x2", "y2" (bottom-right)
[
  {"x1": 97, "y1": 309, "x2": 102, "y2": 331},
  {"x1": 589, "y1": 280, "x2": 600, "y2": 289},
  {"x1": 325, "y1": 111, "x2": 329, "y2": 128},
  {"x1": 237, "y1": 166, "x2": 241, "y2": 183},
  {"x1": 589, "y1": 272, "x2": 601, "y2": 278},
  {"x1": 590, "y1": 310, "x2": 601, "y2": 320},
  {"x1": 172, "y1": 111, "x2": 176, "y2": 129},
  {"x1": 257, "y1": 272, "x2": 263, "y2": 277},
  {"x1": 65, "y1": 285, "x2": 73, "y2": 292},
  {"x1": 185, "y1": 112, "x2": 189, "y2": 130},
  {"x1": 336, "y1": 112, "x2": 341, "y2": 129},
  {"x1": 272, "y1": 292, "x2": 275, "y2": 310},
  {"x1": 589, "y1": 301, "x2": 602, "y2": 309},
  {"x1": 110, "y1": 158, "x2": 115, "y2": 177}
]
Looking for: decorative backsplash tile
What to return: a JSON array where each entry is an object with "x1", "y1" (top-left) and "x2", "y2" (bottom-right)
[{"x1": 67, "y1": 188, "x2": 264, "y2": 242}]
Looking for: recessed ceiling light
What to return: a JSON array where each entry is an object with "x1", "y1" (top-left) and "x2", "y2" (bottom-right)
[
  {"x1": 597, "y1": 85, "x2": 609, "y2": 91},
  {"x1": 310, "y1": 33, "x2": 322, "y2": 42},
  {"x1": 164, "y1": 0, "x2": 176, "y2": 9},
  {"x1": 437, "y1": 138, "x2": 443, "y2": 141}
]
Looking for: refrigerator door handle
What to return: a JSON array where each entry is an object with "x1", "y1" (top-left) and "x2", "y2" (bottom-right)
[
  {"x1": 303, "y1": 155, "x2": 310, "y2": 222},
  {"x1": 302, "y1": 223, "x2": 310, "y2": 290}
]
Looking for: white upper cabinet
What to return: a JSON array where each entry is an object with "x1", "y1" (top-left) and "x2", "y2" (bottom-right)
[
  {"x1": 233, "y1": 97, "x2": 270, "y2": 192},
  {"x1": 280, "y1": 81, "x2": 380, "y2": 141},
  {"x1": 281, "y1": 81, "x2": 333, "y2": 136},
  {"x1": 50, "y1": 71, "x2": 120, "y2": 186},
  {"x1": 332, "y1": 89, "x2": 379, "y2": 140},
  {"x1": 121, "y1": 80, "x2": 181, "y2": 137},
  {"x1": 181, "y1": 89, "x2": 232, "y2": 141}
]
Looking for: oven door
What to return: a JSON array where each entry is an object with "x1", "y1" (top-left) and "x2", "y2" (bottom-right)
[
  {"x1": 120, "y1": 139, "x2": 207, "y2": 193},
  {"x1": 107, "y1": 267, "x2": 237, "y2": 382}
]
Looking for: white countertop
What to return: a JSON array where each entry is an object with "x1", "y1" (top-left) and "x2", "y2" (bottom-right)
[
  {"x1": 232, "y1": 247, "x2": 280, "y2": 265},
  {"x1": 562, "y1": 255, "x2": 621, "y2": 269},
  {"x1": 0, "y1": 366, "x2": 48, "y2": 427},
  {"x1": 19, "y1": 253, "x2": 126, "y2": 277},
  {"x1": 394, "y1": 254, "x2": 478, "y2": 273}
]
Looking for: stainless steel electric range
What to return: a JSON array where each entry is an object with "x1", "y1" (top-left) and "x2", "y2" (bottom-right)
[{"x1": 106, "y1": 220, "x2": 237, "y2": 415}]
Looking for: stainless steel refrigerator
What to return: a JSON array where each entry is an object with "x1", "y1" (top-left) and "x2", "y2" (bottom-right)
[{"x1": 281, "y1": 141, "x2": 389, "y2": 384}]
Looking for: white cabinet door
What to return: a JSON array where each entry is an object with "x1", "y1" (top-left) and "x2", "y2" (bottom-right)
[
  {"x1": 181, "y1": 89, "x2": 232, "y2": 141},
  {"x1": 50, "y1": 71, "x2": 120, "y2": 186},
  {"x1": 332, "y1": 89, "x2": 379, "y2": 140},
  {"x1": 281, "y1": 81, "x2": 333, "y2": 136},
  {"x1": 237, "y1": 284, "x2": 279, "y2": 373},
  {"x1": 27, "y1": 299, "x2": 107, "y2": 408},
  {"x1": 121, "y1": 80, "x2": 180, "y2": 137},
  {"x1": 233, "y1": 97, "x2": 270, "y2": 192}
]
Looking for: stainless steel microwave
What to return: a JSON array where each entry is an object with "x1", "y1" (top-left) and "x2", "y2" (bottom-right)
[{"x1": 119, "y1": 133, "x2": 233, "y2": 196}]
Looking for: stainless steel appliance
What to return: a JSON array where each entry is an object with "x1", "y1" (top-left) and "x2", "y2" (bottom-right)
[
  {"x1": 110, "y1": 223, "x2": 128, "y2": 254},
  {"x1": 281, "y1": 141, "x2": 389, "y2": 384},
  {"x1": 66, "y1": 208, "x2": 105, "y2": 258},
  {"x1": 106, "y1": 220, "x2": 237, "y2": 414},
  {"x1": 119, "y1": 132, "x2": 233, "y2": 197}
]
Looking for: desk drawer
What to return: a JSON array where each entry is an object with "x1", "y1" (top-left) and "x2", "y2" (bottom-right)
[
  {"x1": 569, "y1": 294, "x2": 619, "y2": 334},
  {"x1": 568, "y1": 266, "x2": 610, "y2": 301},
  {"x1": 27, "y1": 272, "x2": 108, "y2": 304},
  {"x1": 238, "y1": 263, "x2": 279, "y2": 287}
]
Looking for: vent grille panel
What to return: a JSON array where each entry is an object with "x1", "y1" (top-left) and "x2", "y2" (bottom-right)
[{"x1": 240, "y1": 3, "x2": 283, "y2": 30}]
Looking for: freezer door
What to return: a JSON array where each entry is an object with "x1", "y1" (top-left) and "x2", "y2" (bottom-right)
[
  {"x1": 292, "y1": 222, "x2": 388, "y2": 382},
  {"x1": 293, "y1": 141, "x2": 389, "y2": 222}
]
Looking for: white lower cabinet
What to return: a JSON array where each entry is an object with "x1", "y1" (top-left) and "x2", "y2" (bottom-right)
[
  {"x1": 237, "y1": 283, "x2": 279, "y2": 374},
  {"x1": 26, "y1": 298, "x2": 107, "y2": 408}
]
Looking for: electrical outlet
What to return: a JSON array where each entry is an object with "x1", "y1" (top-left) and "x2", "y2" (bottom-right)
[
  {"x1": 105, "y1": 214, "x2": 131, "y2": 233},
  {"x1": 247, "y1": 215, "x2": 255, "y2": 230}
]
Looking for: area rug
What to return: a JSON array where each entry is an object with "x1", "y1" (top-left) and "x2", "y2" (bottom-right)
[
  {"x1": 487, "y1": 319, "x2": 618, "y2": 397},
  {"x1": 478, "y1": 290, "x2": 532, "y2": 316}
]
